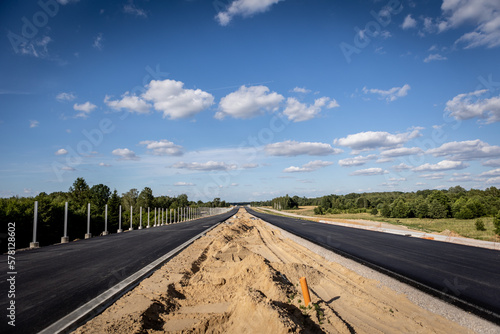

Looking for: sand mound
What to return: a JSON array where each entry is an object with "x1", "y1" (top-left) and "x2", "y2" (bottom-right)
[{"x1": 73, "y1": 209, "x2": 471, "y2": 333}]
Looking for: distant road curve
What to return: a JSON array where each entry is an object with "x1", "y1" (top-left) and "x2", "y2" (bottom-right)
[
  {"x1": 246, "y1": 207, "x2": 500, "y2": 324},
  {"x1": 0, "y1": 208, "x2": 237, "y2": 334}
]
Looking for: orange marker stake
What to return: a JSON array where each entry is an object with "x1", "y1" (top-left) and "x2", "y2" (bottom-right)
[{"x1": 300, "y1": 277, "x2": 311, "y2": 306}]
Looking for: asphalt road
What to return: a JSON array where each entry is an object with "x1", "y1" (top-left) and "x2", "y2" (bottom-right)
[
  {"x1": 0, "y1": 208, "x2": 237, "y2": 334},
  {"x1": 247, "y1": 208, "x2": 500, "y2": 324}
]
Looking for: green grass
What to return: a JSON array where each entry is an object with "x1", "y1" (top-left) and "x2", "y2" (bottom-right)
[{"x1": 260, "y1": 206, "x2": 499, "y2": 242}]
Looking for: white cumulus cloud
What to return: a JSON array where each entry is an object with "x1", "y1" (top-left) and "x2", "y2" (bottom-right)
[
  {"x1": 172, "y1": 161, "x2": 237, "y2": 171},
  {"x1": 334, "y1": 128, "x2": 422, "y2": 152},
  {"x1": 427, "y1": 139, "x2": 500, "y2": 160},
  {"x1": 291, "y1": 87, "x2": 311, "y2": 94},
  {"x1": 174, "y1": 182, "x2": 195, "y2": 186},
  {"x1": 350, "y1": 168, "x2": 389, "y2": 176},
  {"x1": 283, "y1": 160, "x2": 333, "y2": 173},
  {"x1": 139, "y1": 140, "x2": 183, "y2": 156},
  {"x1": 216, "y1": 85, "x2": 283, "y2": 120},
  {"x1": 445, "y1": 90, "x2": 500, "y2": 123},
  {"x1": 112, "y1": 148, "x2": 139, "y2": 161},
  {"x1": 56, "y1": 92, "x2": 76, "y2": 102},
  {"x1": 55, "y1": 148, "x2": 68, "y2": 155},
  {"x1": 142, "y1": 79, "x2": 214, "y2": 119},
  {"x1": 215, "y1": 0, "x2": 284, "y2": 26},
  {"x1": 338, "y1": 155, "x2": 377, "y2": 167},
  {"x1": 283, "y1": 97, "x2": 339, "y2": 122},
  {"x1": 265, "y1": 140, "x2": 342, "y2": 156},
  {"x1": 424, "y1": 53, "x2": 448, "y2": 63},
  {"x1": 104, "y1": 93, "x2": 152, "y2": 114},
  {"x1": 362, "y1": 84, "x2": 411, "y2": 102},
  {"x1": 380, "y1": 146, "x2": 424, "y2": 158},
  {"x1": 402, "y1": 14, "x2": 417, "y2": 29},
  {"x1": 73, "y1": 101, "x2": 97, "y2": 118},
  {"x1": 413, "y1": 160, "x2": 468, "y2": 172},
  {"x1": 439, "y1": 0, "x2": 500, "y2": 48}
]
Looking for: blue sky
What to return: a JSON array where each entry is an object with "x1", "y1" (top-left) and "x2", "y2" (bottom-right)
[{"x1": 1, "y1": 0, "x2": 500, "y2": 202}]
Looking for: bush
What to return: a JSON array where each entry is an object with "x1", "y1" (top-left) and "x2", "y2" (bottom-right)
[
  {"x1": 494, "y1": 212, "x2": 500, "y2": 235},
  {"x1": 370, "y1": 208, "x2": 378, "y2": 215},
  {"x1": 475, "y1": 219, "x2": 486, "y2": 231},
  {"x1": 313, "y1": 206, "x2": 324, "y2": 215}
]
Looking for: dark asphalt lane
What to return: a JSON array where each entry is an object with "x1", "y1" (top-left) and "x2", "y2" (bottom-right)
[
  {"x1": 247, "y1": 208, "x2": 500, "y2": 324},
  {"x1": 0, "y1": 208, "x2": 237, "y2": 334}
]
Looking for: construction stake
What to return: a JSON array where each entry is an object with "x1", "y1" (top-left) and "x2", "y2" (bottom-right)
[{"x1": 300, "y1": 277, "x2": 311, "y2": 306}]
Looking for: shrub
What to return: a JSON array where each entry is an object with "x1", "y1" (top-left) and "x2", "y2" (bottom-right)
[
  {"x1": 475, "y1": 219, "x2": 486, "y2": 231},
  {"x1": 494, "y1": 212, "x2": 500, "y2": 235},
  {"x1": 313, "y1": 206, "x2": 324, "y2": 215},
  {"x1": 370, "y1": 208, "x2": 378, "y2": 215}
]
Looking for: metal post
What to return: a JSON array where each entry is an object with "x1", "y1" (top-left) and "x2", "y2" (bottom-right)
[
  {"x1": 103, "y1": 204, "x2": 109, "y2": 235},
  {"x1": 129, "y1": 206, "x2": 134, "y2": 230},
  {"x1": 147, "y1": 207, "x2": 150, "y2": 228},
  {"x1": 61, "y1": 202, "x2": 69, "y2": 243},
  {"x1": 139, "y1": 207, "x2": 143, "y2": 229},
  {"x1": 30, "y1": 201, "x2": 39, "y2": 248},
  {"x1": 118, "y1": 205, "x2": 123, "y2": 233},
  {"x1": 85, "y1": 203, "x2": 92, "y2": 239}
]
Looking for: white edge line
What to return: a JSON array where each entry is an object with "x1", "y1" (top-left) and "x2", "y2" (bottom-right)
[{"x1": 39, "y1": 222, "x2": 222, "y2": 334}]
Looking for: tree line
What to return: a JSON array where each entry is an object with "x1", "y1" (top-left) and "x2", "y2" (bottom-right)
[
  {"x1": 252, "y1": 186, "x2": 500, "y2": 223},
  {"x1": 1, "y1": 177, "x2": 229, "y2": 251}
]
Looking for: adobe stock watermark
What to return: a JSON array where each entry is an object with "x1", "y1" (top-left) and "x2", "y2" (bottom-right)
[
  {"x1": 192, "y1": 114, "x2": 291, "y2": 202},
  {"x1": 52, "y1": 64, "x2": 169, "y2": 182},
  {"x1": 7, "y1": 0, "x2": 61, "y2": 55},
  {"x1": 340, "y1": 0, "x2": 403, "y2": 64}
]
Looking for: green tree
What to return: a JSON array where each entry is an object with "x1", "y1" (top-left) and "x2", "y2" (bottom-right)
[
  {"x1": 89, "y1": 184, "x2": 111, "y2": 212},
  {"x1": 107, "y1": 189, "x2": 121, "y2": 230},
  {"x1": 122, "y1": 188, "x2": 139, "y2": 210},
  {"x1": 413, "y1": 197, "x2": 429, "y2": 218},
  {"x1": 390, "y1": 198, "x2": 410, "y2": 218},
  {"x1": 137, "y1": 187, "x2": 154, "y2": 209},
  {"x1": 428, "y1": 200, "x2": 447, "y2": 219},
  {"x1": 69, "y1": 177, "x2": 90, "y2": 207},
  {"x1": 177, "y1": 194, "x2": 189, "y2": 207},
  {"x1": 380, "y1": 203, "x2": 391, "y2": 218}
]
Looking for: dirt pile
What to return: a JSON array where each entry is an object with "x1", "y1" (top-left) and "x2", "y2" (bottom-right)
[{"x1": 73, "y1": 209, "x2": 472, "y2": 333}]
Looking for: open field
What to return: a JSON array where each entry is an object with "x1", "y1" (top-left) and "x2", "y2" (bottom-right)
[
  {"x1": 269, "y1": 206, "x2": 500, "y2": 242},
  {"x1": 73, "y1": 209, "x2": 486, "y2": 333}
]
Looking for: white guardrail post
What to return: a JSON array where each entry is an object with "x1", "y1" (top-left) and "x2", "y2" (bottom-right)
[
  {"x1": 30, "y1": 201, "x2": 39, "y2": 248},
  {"x1": 118, "y1": 205, "x2": 123, "y2": 233},
  {"x1": 103, "y1": 204, "x2": 109, "y2": 236},
  {"x1": 61, "y1": 202, "x2": 69, "y2": 243},
  {"x1": 85, "y1": 203, "x2": 92, "y2": 239},
  {"x1": 129, "y1": 206, "x2": 133, "y2": 231},
  {"x1": 147, "y1": 207, "x2": 150, "y2": 228}
]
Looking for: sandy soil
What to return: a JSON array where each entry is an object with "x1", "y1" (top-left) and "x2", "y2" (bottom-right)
[{"x1": 73, "y1": 209, "x2": 473, "y2": 334}]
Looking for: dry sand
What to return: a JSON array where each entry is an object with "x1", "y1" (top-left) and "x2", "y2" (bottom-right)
[{"x1": 73, "y1": 209, "x2": 476, "y2": 334}]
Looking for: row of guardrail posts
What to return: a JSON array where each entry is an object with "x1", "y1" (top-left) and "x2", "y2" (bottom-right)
[{"x1": 29, "y1": 201, "x2": 231, "y2": 248}]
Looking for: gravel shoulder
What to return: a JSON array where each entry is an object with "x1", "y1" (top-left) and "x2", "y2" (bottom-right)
[{"x1": 72, "y1": 209, "x2": 498, "y2": 333}]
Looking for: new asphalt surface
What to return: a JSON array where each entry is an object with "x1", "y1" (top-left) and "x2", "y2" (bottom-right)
[
  {"x1": 0, "y1": 208, "x2": 237, "y2": 334},
  {"x1": 247, "y1": 208, "x2": 500, "y2": 324}
]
